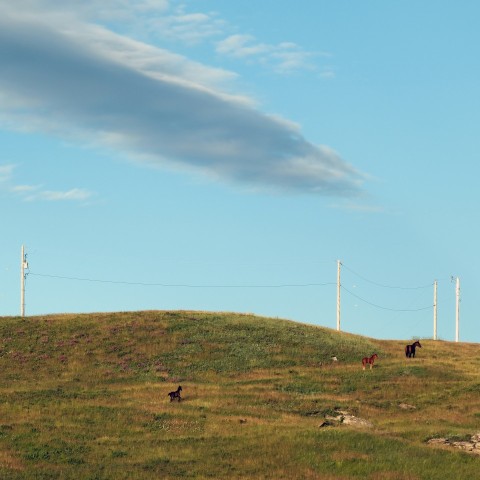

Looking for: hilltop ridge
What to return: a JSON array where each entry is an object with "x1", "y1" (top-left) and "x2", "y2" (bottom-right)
[{"x1": 0, "y1": 310, "x2": 479, "y2": 479}]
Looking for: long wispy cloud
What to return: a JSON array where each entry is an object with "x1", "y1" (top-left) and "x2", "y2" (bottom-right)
[
  {"x1": 216, "y1": 35, "x2": 324, "y2": 74},
  {"x1": 0, "y1": 2, "x2": 366, "y2": 196},
  {"x1": 0, "y1": 164, "x2": 95, "y2": 203},
  {"x1": 18, "y1": 187, "x2": 94, "y2": 203}
]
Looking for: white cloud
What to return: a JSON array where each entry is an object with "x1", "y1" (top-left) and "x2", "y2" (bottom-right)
[
  {"x1": 60, "y1": 21, "x2": 242, "y2": 99},
  {"x1": 24, "y1": 188, "x2": 94, "y2": 202},
  {"x1": 11, "y1": 184, "x2": 39, "y2": 193},
  {"x1": 10, "y1": 0, "x2": 329, "y2": 76},
  {"x1": 216, "y1": 35, "x2": 325, "y2": 74},
  {"x1": 330, "y1": 200, "x2": 385, "y2": 213},
  {"x1": 18, "y1": 185, "x2": 95, "y2": 203},
  {"x1": 148, "y1": 8, "x2": 226, "y2": 45},
  {"x1": 0, "y1": 164, "x2": 15, "y2": 182},
  {"x1": 0, "y1": 164, "x2": 95, "y2": 203},
  {"x1": 0, "y1": 3, "x2": 364, "y2": 197},
  {"x1": 319, "y1": 68, "x2": 335, "y2": 79},
  {"x1": 271, "y1": 48, "x2": 317, "y2": 74},
  {"x1": 216, "y1": 34, "x2": 271, "y2": 58},
  {"x1": 6, "y1": 0, "x2": 170, "y2": 22}
]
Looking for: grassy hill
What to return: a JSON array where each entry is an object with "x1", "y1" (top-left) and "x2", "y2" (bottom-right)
[{"x1": 0, "y1": 310, "x2": 479, "y2": 479}]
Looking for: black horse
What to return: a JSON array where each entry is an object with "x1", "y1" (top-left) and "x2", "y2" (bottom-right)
[
  {"x1": 405, "y1": 340, "x2": 422, "y2": 358},
  {"x1": 168, "y1": 386, "x2": 182, "y2": 402}
]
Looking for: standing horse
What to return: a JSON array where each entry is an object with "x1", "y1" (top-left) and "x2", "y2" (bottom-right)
[
  {"x1": 362, "y1": 353, "x2": 378, "y2": 370},
  {"x1": 405, "y1": 340, "x2": 422, "y2": 358}
]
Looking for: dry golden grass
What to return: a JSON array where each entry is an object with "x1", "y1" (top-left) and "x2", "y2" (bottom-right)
[{"x1": 0, "y1": 311, "x2": 479, "y2": 479}]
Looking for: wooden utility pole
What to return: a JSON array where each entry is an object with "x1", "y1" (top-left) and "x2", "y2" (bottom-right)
[
  {"x1": 433, "y1": 280, "x2": 437, "y2": 340},
  {"x1": 336, "y1": 260, "x2": 341, "y2": 331},
  {"x1": 20, "y1": 245, "x2": 28, "y2": 317},
  {"x1": 455, "y1": 276, "x2": 460, "y2": 342}
]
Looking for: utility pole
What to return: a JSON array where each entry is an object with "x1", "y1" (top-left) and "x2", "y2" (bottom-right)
[
  {"x1": 455, "y1": 276, "x2": 460, "y2": 343},
  {"x1": 20, "y1": 245, "x2": 28, "y2": 317},
  {"x1": 433, "y1": 280, "x2": 437, "y2": 340},
  {"x1": 336, "y1": 260, "x2": 341, "y2": 331}
]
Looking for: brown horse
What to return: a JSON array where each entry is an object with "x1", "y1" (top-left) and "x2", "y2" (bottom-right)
[
  {"x1": 405, "y1": 340, "x2": 421, "y2": 358},
  {"x1": 362, "y1": 353, "x2": 378, "y2": 370}
]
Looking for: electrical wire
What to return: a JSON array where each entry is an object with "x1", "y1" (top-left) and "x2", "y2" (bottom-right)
[
  {"x1": 341, "y1": 263, "x2": 433, "y2": 290},
  {"x1": 341, "y1": 285, "x2": 433, "y2": 312},
  {"x1": 28, "y1": 272, "x2": 336, "y2": 289}
]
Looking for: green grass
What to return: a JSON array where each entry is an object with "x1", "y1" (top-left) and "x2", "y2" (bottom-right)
[{"x1": 0, "y1": 310, "x2": 479, "y2": 478}]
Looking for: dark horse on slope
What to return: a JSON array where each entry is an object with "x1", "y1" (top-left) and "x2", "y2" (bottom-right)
[
  {"x1": 168, "y1": 386, "x2": 182, "y2": 402},
  {"x1": 405, "y1": 340, "x2": 422, "y2": 358}
]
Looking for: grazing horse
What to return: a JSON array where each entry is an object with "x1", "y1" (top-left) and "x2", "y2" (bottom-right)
[
  {"x1": 405, "y1": 341, "x2": 422, "y2": 358},
  {"x1": 362, "y1": 353, "x2": 378, "y2": 370},
  {"x1": 168, "y1": 386, "x2": 182, "y2": 402}
]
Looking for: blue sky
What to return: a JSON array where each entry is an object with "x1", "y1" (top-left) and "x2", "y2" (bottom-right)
[{"x1": 1, "y1": 1, "x2": 479, "y2": 342}]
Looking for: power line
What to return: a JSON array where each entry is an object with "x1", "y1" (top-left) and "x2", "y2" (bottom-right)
[
  {"x1": 341, "y1": 263, "x2": 433, "y2": 290},
  {"x1": 341, "y1": 285, "x2": 433, "y2": 312},
  {"x1": 28, "y1": 272, "x2": 336, "y2": 289}
]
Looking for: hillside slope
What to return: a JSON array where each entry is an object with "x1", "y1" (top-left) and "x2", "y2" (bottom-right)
[{"x1": 0, "y1": 311, "x2": 479, "y2": 479}]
